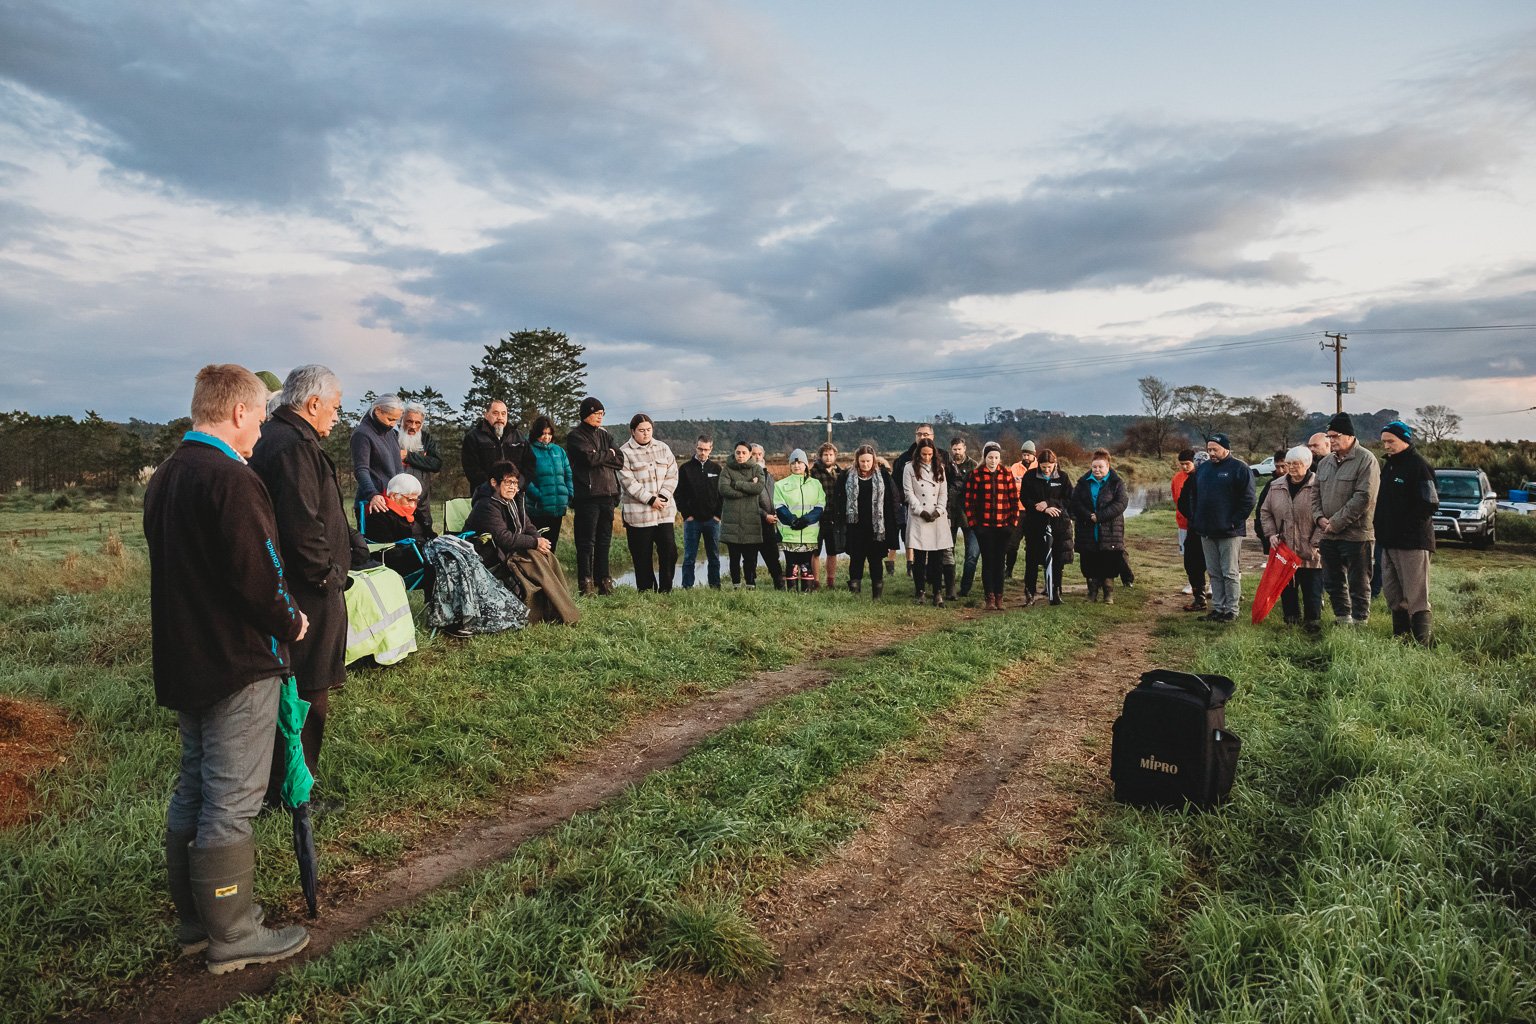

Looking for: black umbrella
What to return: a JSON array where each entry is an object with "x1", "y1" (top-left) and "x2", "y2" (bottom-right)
[
  {"x1": 1042, "y1": 520, "x2": 1055, "y2": 602},
  {"x1": 290, "y1": 803, "x2": 319, "y2": 918}
]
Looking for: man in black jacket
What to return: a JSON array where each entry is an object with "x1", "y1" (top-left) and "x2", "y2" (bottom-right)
[
  {"x1": 674, "y1": 435, "x2": 723, "y2": 589},
  {"x1": 249, "y1": 364, "x2": 365, "y2": 797},
  {"x1": 144, "y1": 363, "x2": 310, "y2": 974},
  {"x1": 947, "y1": 437, "x2": 979, "y2": 598},
  {"x1": 460, "y1": 400, "x2": 527, "y2": 493},
  {"x1": 564, "y1": 396, "x2": 625, "y2": 595},
  {"x1": 1374, "y1": 420, "x2": 1438, "y2": 644}
]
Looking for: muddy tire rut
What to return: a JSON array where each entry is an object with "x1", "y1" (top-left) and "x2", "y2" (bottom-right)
[
  {"x1": 78, "y1": 620, "x2": 970, "y2": 1024},
  {"x1": 631, "y1": 613, "x2": 1163, "y2": 1024}
]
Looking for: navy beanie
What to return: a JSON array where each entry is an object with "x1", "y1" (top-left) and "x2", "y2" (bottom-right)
[{"x1": 1207, "y1": 432, "x2": 1231, "y2": 451}]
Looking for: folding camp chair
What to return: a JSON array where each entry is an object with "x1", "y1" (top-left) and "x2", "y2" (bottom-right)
[{"x1": 357, "y1": 502, "x2": 429, "y2": 592}]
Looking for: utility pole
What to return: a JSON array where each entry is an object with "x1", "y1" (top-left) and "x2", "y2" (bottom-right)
[
  {"x1": 1320, "y1": 332, "x2": 1353, "y2": 414},
  {"x1": 818, "y1": 380, "x2": 838, "y2": 442}
]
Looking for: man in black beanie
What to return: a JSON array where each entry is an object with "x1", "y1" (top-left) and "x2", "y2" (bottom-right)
[
  {"x1": 565, "y1": 396, "x2": 624, "y2": 595},
  {"x1": 1314, "y1": 411, "x2": 1380, "y2": 626},
  {"x1": 1374, "y1": 420, "x2": 1438, "y2": 643}
]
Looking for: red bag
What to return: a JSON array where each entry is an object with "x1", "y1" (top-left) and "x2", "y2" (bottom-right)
[{"x1": 1251, "y1": 539, "x2": 1302, "y2": 624}]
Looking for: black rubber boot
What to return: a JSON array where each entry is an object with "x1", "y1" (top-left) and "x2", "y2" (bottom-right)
[
  {"x1": 1391, "y1": 609, "x2": 1412, "y2": 638},
  {"x1": 847, "y1": 579, "x2": 861, "y2": 594},
  {"x1": 1411, "y1": 611, "x2": 1433, "y2": 646},
  {"x1": 190, "y1": 840, "x2": 308, "y2": 975},
  {"x1": 871, "y1": 578, "x2": 884, "y2": 600}
]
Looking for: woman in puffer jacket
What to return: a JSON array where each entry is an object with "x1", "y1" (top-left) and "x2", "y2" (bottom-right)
[
  {"x1": 1259, "y1": 444, "x2": 1326, "y2": 631},
  {"x1": 1069, "y1": 449, "x2": 1128, "y2": 604},
  {"x1": 524, "y1": 416, "x2": 574, "y2": 550},
  {"x1": 718, "y1": 441, "x2": 769, "y2": 588}
]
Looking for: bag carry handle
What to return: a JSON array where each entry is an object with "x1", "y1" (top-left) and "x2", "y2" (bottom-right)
[
  {"x1": 1141, "y1": 669, "x2": 1210, "y2": 700},
  {"x1": 1140, "y1": 668, "x2": 1236, "y2": 703}
]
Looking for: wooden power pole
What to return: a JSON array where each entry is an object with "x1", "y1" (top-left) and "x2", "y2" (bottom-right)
[
  {"x1": 1321, "y1": 332, "x2": 1352, "y2": 413},
  {"x1": 818, "y1": 380, "x2": 838, "y2": 442}
]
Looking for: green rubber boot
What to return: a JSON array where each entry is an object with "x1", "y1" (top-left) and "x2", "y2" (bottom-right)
[{"x1": 189, "y1": 840, "x2": 308, "y2": 975}]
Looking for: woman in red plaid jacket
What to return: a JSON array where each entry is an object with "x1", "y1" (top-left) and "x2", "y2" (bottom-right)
[{"x1": 964, "y1": 441, "x2": 1021, "y2": 611}]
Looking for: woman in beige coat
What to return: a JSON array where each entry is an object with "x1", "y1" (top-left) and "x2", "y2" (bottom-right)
[{"x1": 1259, "y1": 445, "x2": 1326, "y2": 632}]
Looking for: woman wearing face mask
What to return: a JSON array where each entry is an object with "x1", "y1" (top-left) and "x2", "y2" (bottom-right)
[
  {"x1": 963, "y1": 441, "x2": 1020, "y2": 611},
  {"x1": 1069, "y1": 449, "x2": 1129, "y2": 603},
  {"x1": 1018, "y1": 449, "x2": 1073, "y2": 606},
  {"x1": 831, "y1": 444, "x2": 899, "y2": 598},
  {"x1": 902, "y1": 438, "x2": 952, "y2": 607},
  {"x1": 718, "y1": 441, "x2": 767, "y2": 588}
]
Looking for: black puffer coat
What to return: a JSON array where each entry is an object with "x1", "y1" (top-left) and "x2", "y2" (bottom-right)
[
  {"x1": 1020, "y1": 468, "x2": 1075, "y2": 555},
  {"x1": 1069, "y1": 470, "x2": 1128, "y2": 553},
  {"x1": 564, "y1": 421, "x2": 624, "y2": 500}
]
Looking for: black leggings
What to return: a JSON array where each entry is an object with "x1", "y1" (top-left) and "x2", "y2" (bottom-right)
[
  {"x1": 910, "y1": 548, "x2": 950, "y2": 592},
  {"x1": 727, "y1": 542, "x2": 760, "y2": 586},
  {"x1": 844, "y1": 526, "x2": 886, "y2": 584},
  {"x1": 975, "y1": 526, "x2": 1010, "y2": 595}
]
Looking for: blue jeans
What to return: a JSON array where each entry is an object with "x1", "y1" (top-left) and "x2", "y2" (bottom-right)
[
  {"x1": 682, "y1": 518, "x2": 721, "y2": 588},
  {"x1": 167, "y1": 677, "x2": 280, "y2": 848},
  {"x1": 957, "y1": 526, "x2": 980, "y2": 594}
]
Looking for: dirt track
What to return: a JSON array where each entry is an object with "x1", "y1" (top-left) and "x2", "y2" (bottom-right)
[
  {"x1": 629, "y1": 611, "x2": 1160, "y2": 1023},
  {"x1": 74, "y1": 621, "x2": 970, "y2": 1024}
]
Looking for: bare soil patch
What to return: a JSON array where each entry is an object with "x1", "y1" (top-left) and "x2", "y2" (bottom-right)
[
  {"x1": 79, "y1": 621, "x2": 971, "y2": 1024},
  {"x1": 630, "y1": 611, "x2": 1163, "y2": 1023},
  {"x1": 0, "y1": 695, "x2": 75, "y2": 829}
]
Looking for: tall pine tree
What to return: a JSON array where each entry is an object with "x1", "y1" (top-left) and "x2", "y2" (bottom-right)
[{"x1": 463, "y1": 329, "x2": 587, "y2": 431}]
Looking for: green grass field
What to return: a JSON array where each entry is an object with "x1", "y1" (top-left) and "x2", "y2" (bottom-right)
[{"x1": 2, "y1": 504, "x2": 1534, "y2": 1022}]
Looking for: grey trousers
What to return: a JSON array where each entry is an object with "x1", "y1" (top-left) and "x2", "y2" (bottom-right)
[
  {"x1": 1321, "y1": 538, "x2": 1373, "y2": 622},
  {"x1": 1381, "y1": 548, "x2": 1432, "y2": 615},
  {"x1": 167, "y1": 677, "x2": 280, "y2": 849},
  {"x1": 1201, "y1": 536, "x2": 1243, "y2": 615}
]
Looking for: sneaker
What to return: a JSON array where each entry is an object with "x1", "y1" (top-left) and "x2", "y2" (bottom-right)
[
  {"x1": 443, "y1": 625, "x2": 473, "y2": 639},
  {"x1": 1334, "y1": 615, "x2": 1354, "y2": 626},
  {"x1": 1182, "y1": 600, "x2": 1208, "y2": 613},
  {"x1": 1181, "y1": 585, "x2": 1193, "y2": 595}
]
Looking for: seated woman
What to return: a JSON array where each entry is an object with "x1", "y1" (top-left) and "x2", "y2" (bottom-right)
[
  {"x1": 363, "y1": 473, "x2": 438, "y2": 592},
  {"x1": 463, "y1": 460, "x2": 581, "y2": 625}
]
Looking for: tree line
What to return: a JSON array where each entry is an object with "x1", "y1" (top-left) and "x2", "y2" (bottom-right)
[{"x1": 4, "y1": 332, "x2": 1528, "y2": 498}]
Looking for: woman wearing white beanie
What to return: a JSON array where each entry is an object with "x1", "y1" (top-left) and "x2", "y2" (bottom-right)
[{"x1": 1258, "y1": 445, "x2": 1326, "y2": 631}]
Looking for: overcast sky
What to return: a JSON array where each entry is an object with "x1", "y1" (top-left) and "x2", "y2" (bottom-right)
[{"x1": 3, "y1": 0, "x2": 1535, "y2": 439}]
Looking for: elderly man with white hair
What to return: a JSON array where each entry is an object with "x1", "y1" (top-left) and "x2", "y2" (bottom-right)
[
  {"x1": 397, "y1": 402, "x2": 443, "y2": 532},
  {"x1": 1259, "y1": 444, "x2": 1327, "y2": 632},
  {"x1": 250, "y1": 364, "x2": 365, "y2": 807},
  {"x1": 351, "y1": 393, "x2": 405, "y2": 522}
]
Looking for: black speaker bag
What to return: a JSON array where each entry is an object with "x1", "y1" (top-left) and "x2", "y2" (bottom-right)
[{"x1": 1110, "y1": 669, "x2": 1241, "y2": 809}]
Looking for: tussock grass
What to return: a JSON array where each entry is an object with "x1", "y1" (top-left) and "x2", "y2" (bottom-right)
[{"x1": 909, "y1": 565, "x2": 1536, "y2": 1024}]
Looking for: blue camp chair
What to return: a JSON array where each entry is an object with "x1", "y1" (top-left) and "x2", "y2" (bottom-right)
[{"x1": 357, "y1": 502, "x2": 429, "y2": 592}]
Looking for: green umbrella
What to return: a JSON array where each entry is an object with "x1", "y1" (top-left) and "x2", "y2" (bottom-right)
[{"x1": 277, "y1": 678, "x2": 319, "y2": 917}]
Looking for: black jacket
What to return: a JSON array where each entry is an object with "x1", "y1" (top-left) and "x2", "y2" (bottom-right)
[
  {"x1": 249, "y1": 407, "x2": 362, "y2": 692},
  {"x1": 564, "y1": 421, "x2": 624, "y2": 500},
  {"x1": 144, "y1": 437, "x2": 305, "y2": 713},
  {"x1": 464, "y1": 493, "x2": 542, "y2": 564},
  {"x1": 460, "y1": 418, "x2": 528, "y2": 492},
  {"x1": 363, "y1": 506, "x2": 437, "y2": 579},
  {"x1": 675, "y1": 455, "x2": 724, "y2": 520},
  {"x1": 947, "y1": 455, "x2": 977, "y2": 524},
  {"x1": 831, "y1": 467, "x2": 899, "y2": 545},
  {"x1": 1020, "y1": 468, "x2": 1075, "y2": 551},
  {"x1": 1069, "y1": 471, "x2": 1129, "y2": 552},
  {"x1": 1374, "y1": 446, "x2": 1438, "y2": 551}
]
